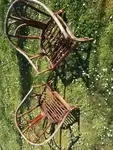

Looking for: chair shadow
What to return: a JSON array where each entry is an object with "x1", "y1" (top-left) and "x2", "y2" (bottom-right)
[
  {"x1": 46, "y1": 42, "x2": 92, "y2": 149},
  {"x1": 48, "y1": 41, "x2": 92, "y2": 89}
]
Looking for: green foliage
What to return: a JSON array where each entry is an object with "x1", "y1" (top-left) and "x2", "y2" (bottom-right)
[{"x1": 0, "y1": 36, "x2": 21, "y2": 149}]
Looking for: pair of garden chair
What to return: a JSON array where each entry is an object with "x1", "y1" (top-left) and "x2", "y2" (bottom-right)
[{"x1": 5, "y1": 0, "x2": 92, "y2": 146}]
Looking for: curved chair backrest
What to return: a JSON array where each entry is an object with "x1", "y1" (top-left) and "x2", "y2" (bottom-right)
[
  {"x1": 15, "y1": 83, "x2": 79, "y2": 146},
  {"x1": 5, "y1": 0, "x2": 93, "y2": 74}
]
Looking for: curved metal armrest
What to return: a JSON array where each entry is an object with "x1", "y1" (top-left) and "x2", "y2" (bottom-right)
[
  {"x1": 14, "y1": 83, "x2": 74, "y2": 146},
  {"x1": 5, "y1": 0, "x2": 68, "y2": 39},
  {"x1": 15, "y1": 107, "x2": 70, "y2": 146},
  {"x1": 23, "y1": 110, "x2": 70, "y2": 146}
]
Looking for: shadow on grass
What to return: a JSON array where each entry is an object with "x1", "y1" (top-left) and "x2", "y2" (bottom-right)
[
  {"x1": 48, "y1": 42, "x2": 92, "y2": 89},
  {"x1": 46, "y1": 42, "x2": 92, "y2": 150},
  {"x1": 16, "y1": 19, "x2": 32, "y2": 149}
]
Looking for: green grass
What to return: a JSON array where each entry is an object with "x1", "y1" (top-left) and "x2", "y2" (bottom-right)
[
  {"x1": 0, "y1": 36, "x2": 21, "y2": 149},
  {"x1": 1, "y1": 0, "x2": 113, "y2": 149}
]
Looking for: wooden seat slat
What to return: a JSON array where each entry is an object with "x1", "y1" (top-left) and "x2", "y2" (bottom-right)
[
  {"x1": 44, "y1": 101, "x2": 66, "y2": 120},
  {"x1": 45, "y1": 102, "x2": 61, "y2": 117}
]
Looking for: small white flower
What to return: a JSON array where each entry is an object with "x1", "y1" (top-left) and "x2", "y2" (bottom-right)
[
  {"x1": 102, "y1": 68, "x2": 107, "y2": 72},
  {"x1": 111, "y1": 86, "x2": 113, "y2": 89}
]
